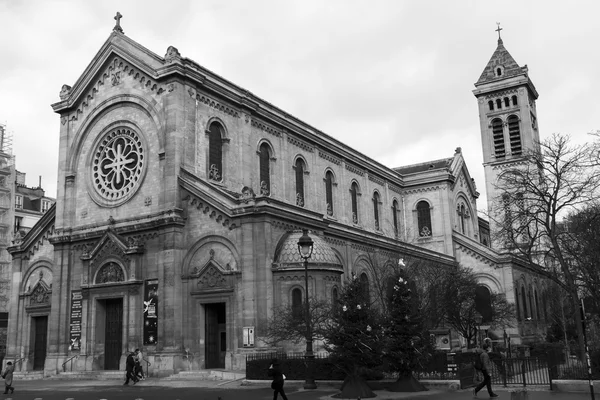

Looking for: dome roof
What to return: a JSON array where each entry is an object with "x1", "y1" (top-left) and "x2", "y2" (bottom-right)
[{"x1": 274, "y1": 231, "x2": 342, "y2": 268}]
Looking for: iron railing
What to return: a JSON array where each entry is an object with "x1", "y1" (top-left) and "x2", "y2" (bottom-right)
[{"x1": 62, "y1": 355, "x2": 78, "y2": 372}]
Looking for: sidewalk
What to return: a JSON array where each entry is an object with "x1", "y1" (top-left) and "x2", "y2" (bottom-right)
[{"x1": 10, "y1": 378, "x2": 596, "y2": 399}]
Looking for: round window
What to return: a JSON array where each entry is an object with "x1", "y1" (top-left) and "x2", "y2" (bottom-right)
[{"x1": 90, "y1": 127, "x2": 146, "y2": 206}]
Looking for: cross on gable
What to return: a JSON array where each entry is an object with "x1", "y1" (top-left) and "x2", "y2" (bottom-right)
[
  {"x1": 113, "y1": 12, "x2": 124, "y2": 34},
  {"x1": 496, "y1": 22, "x2": 503, "y2": 40}
]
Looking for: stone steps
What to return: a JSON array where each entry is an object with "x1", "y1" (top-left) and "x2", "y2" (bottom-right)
[
  {"x1": 50, "y1": 371, "x2": 126, "y2": 380},
  {"x1": 163, "y1": 370, "x2": 245, "y2": 381},
  {"x1": 13, "y1": 371, "x2": 45, "y2": 380}
]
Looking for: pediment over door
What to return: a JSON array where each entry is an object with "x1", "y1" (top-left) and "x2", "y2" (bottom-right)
[
  {"x1": 24, "y1": 280, "x2": 52, "y2": 313},
  {"x1": 188, "y1": 261, "x2": 239, "y2": 295}
]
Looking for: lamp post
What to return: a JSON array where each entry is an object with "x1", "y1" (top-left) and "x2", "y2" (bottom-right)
[
  {"x1": 474, "y1": 313, "x2": 483, "y2": 348},
  {"x1": 297, "y1": 229, "x2": 316, "y2": 390}
]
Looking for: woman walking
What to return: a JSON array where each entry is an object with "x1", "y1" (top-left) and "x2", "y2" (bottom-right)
[
  {"x1": 2, "y1": 361, "x2": 14, "y2": 394},
  {"x1": 268, "y1": 359, "x2": 288, "y2": 400}
]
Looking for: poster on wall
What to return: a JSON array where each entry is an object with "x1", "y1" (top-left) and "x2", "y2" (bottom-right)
[
  {"x1": 69, "y1": 290, "x2": 82, "y2": 350},
  {"x1": 143, "y1": 279, "x2": 158, "y2": 345}
]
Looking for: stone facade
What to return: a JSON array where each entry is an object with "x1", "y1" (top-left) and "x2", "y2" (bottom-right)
[{"x1": 5, "y1": 26, "x2": 548, "y2": 376}]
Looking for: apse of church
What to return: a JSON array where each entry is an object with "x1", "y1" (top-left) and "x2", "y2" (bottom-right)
[{"x1": 4, "y1": 18, "x2": 549, "y2": 376}]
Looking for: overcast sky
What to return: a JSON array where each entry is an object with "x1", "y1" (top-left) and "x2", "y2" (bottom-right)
[{"x1": 1, "y1": 0, "x2": 599, "y2": 212}]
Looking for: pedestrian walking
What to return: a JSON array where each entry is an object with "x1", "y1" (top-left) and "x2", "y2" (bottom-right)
[
  {"x1": 2, "y1": 361, "x2": 14, "y2": 394},
  {"x1": 135, "y1": 348, "x2": 145, "y2": 380},
  {"x1": 473, "y1": 343, "x2": 498, "y2": 398},
  {"x1": 268, "y1": 359, "x2": 288, "y2": 400},
  {"x1": 124, "y1": 351, "x2": 139, "y2": 385}
]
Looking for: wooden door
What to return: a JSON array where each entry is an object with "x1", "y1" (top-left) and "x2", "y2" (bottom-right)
[
  {"x1": 33, "y1": 316, "x2": 48, "y2": 370},
  {"x1": 205, "y1": 303, "x2": 225, "y2": 368},
  {"x1": 104, "y1": 298, "x2": 123, "y2": 370}
]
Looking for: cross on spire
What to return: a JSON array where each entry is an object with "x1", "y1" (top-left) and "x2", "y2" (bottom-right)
[
  {"x1": 495, "y1": 22, "x2": 503, "y2": 41},
  {"x1": 113, "y1": 11, "x2": 124, "y2": 34}
]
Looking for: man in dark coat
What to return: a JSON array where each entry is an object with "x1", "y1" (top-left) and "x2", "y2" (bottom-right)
[
  {"x1": 268, "y1": 359, "x2": 288, "y2": 400},
  {"x1": 473, "y1": 343, "x2": 498, "y2": 398},
  {"x1": 124, "y1": 351, "x2": 139, "y2": 385}
]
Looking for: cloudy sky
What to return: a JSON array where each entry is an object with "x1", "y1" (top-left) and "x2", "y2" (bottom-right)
[{"x1": 1, "y1": 0, "x2": 598, "y2": 211}]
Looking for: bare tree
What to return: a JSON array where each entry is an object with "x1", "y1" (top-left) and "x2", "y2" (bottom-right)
[
  {"x1": 490, "y1": 132, "x2": 600, "y2": 358},
  {"x1": 262, "y1": 299, "x2": 334, "y2": 346},
  {"x1": 437, "y1": 266, "x2": 515, "y2": 348}
]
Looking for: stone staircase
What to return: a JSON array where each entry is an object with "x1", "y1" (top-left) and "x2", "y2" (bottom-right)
[
  {"x1": 13, "y1": 371, "x2": 45, "y2": 380},
  {"x1": 48, "y1": 369, "x2": 245, "y2": 381},
  {"x1": 49, "y1": 371, "x2": 126, "y2": 380},
  {"x1": 163, "y1": 370, "x2": 246, "y2": 381}
]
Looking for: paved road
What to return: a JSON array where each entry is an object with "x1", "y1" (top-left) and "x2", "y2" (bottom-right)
[{"x1": 2, "y1": 379, "x2": 595, "y2": 400}]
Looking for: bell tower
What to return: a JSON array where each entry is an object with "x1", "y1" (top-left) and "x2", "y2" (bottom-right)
[{"x1": 473, "y1": 26, "x2": 541, "y2": 224}]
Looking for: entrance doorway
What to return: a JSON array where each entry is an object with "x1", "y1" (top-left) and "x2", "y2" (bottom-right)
[
  {"x1": 104, "y1": 298, "x2": 123, "y2": 370},
  {"x1": 32, "y1": 316, "x2": 48, "y2": 370},
  {"x1": 205, "y1": 303, "x2": 226, "y2": 369}
]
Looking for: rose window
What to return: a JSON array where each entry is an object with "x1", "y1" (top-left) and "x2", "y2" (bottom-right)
[{"x1": 92, "y1": 128, "x2": 145, "y2": 202}]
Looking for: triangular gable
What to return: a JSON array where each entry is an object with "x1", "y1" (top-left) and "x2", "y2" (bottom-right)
[
  {"x1": 476, "y1": 39, "x2": 525, "y2": 85},
  {"x1": 448, "y1": 149, "x2": 479, "y2": 199},
  {"x1": 8, "y1": 203, "x2": 56, "y2": 260},
  {"x1": 52, "y1": 32, "x2": 167, "y2": 114},
  {"x1": 80, "y1": 228, "x2": 144, "y2": 267},
  {"x1": 187, "y1": 249, "x2": 239, "y2": 293}
]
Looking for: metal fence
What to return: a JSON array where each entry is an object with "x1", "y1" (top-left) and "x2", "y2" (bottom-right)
[{"x1": 245, "y1": 351, "x2": 457, "y2": 381}]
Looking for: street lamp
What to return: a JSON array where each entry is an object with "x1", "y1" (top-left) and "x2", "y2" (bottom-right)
[
  {"x1": 474, "y1": 313, "x2": 483, "y2": 348},
  {"x1": 297, "y1": 229, "x2": 316, "y2": 390}
]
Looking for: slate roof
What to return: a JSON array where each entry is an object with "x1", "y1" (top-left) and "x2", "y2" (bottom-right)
[
  {"x1": 476, "y1": 39, "x2": 524, "y2": 85},
  {"x1": 393, "y1": 158, "x2": 453, "y2": 175},
  {"x1": 274, "y1": 231, "x2": 341, "y2": 267}
]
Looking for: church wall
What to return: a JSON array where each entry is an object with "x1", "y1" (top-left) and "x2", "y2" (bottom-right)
[
  {"x1": 403, "y1": 186, "x2": 451, "y2": 255},
  {"x1": 6, "y1": 236, "x2": 54, "y2": 373}
]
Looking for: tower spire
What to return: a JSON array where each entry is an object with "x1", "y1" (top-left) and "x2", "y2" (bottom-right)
[{"x1": 496, "y1": 22, "x2": 503, "y2": 44}]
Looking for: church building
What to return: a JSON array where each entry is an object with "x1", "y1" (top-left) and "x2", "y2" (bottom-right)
[{"x1": 5, "y1": 17, "x2": 548, "y2": 375}]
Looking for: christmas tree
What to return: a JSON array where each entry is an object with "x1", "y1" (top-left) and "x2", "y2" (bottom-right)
[
  {"x1": 383, "y1": 269, "x2": 432, "y2": 392},
  {"x1": 324, "y1": 273, "x2": 383, "y2": 398}
]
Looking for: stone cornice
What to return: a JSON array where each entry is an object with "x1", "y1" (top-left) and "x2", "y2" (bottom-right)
[
  {"x1": 368, "y1": 173, "x2": 385, "y2": 186},
  {"x1": 345, "y1": 163, "x2": 365, "y2": 177},
  {"x1": 318, "y1": 151, "x2": 341, "y2": 165},
  {"x1": 49, "y1": 209, "x2": 185, "y2": 245},
  {"x1": 192, "y1": 90, "x2": 240, "y2": 119},
  {"x1": 402, "y1": 185, "x2": 447, "y2": 195},
  {"x1": 249, "y1": 116, "x2": 282, "y2": 137},
  {"x1": 287, "y1": 136, "x2": 314, "y2": 153}
]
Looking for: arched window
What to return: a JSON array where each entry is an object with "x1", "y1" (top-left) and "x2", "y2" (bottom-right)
[
  {"x1": 488, "y1": 101, "x2": 494, "y2": 111},
  {"x1": 512, "y1": 95, "x2": 518, "y2": 106},
  {"x1": 458, "y1": 203, "x2": 467, "y2": 234},
  {"x1": 528, "y1": 284, "x2": 534, "y2": 320},
  {"x1": 508, "y1": 115, "x2": 522, "y2": 155},
  {"x1": 496, "y1": 67, "x2": 502, "y2": 76},
  {"x1": 496, "y1": 99, "x2": 502, "y2": 109},
  {"x1": 259, "y1": 143, "x2": 271, "y2": 196},
  {"x1": 417, "y1": 201, "x2": 432, "y2": 237},
  {"x1": 534, "y1": 290, "x2": 540, "y2": 320},
  {"x1": 360, "y1": 273, "x2": 370, "y2": 304},
  {"x1": 373, "y1": 192, "x2": 380, "y2": 230},
  {"x1": 208, "y1": 122, "x2": 224, "y2": 181},
  {"x1": 325, "y1": 171, "x2": 334, "y2": 216},
  {"x1": 350, "y1": 182, "x2": 359, "y2": 224},
  {"x1": 542, "y1": 291, "x2": 548, "y2": 320},
  {"x1": 503, "y1": 193, "x2": 514, "y2": 240},
  {"x1": 392, "y1": 200, "x2": 399, "y2": 237},
  {"x1": 292, "y1": 288, "x2": 303, "y2": 320},
  {"x1": 521, "y1": 285, "x2": 528, "y2": 319},
  {"x1": 492, "y1": 118, "x2": 505, "y2": 158},
  {"x1": 504, "y1": 97, "x2": 510, "y2": 107},
  {"x1": 295, "y1": 158, "x2": 305, "y2": 207},
  {"x1": 515, "y1": 286, "x2": 521, "y2": 321},
  {"x1": 332, "y1": 287, "x2": 338, "y2": 304}
]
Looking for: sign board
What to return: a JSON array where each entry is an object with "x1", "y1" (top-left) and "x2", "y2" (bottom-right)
[
  {"x1": 243, "y1": 326, "x2": 254, "y2": 347},
  {"x1": 69, "y1": 290, "x2": 82, "y2": 350},
  {"x1": 143, "y1": 280, "x2": 158, "y2": 345}
]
